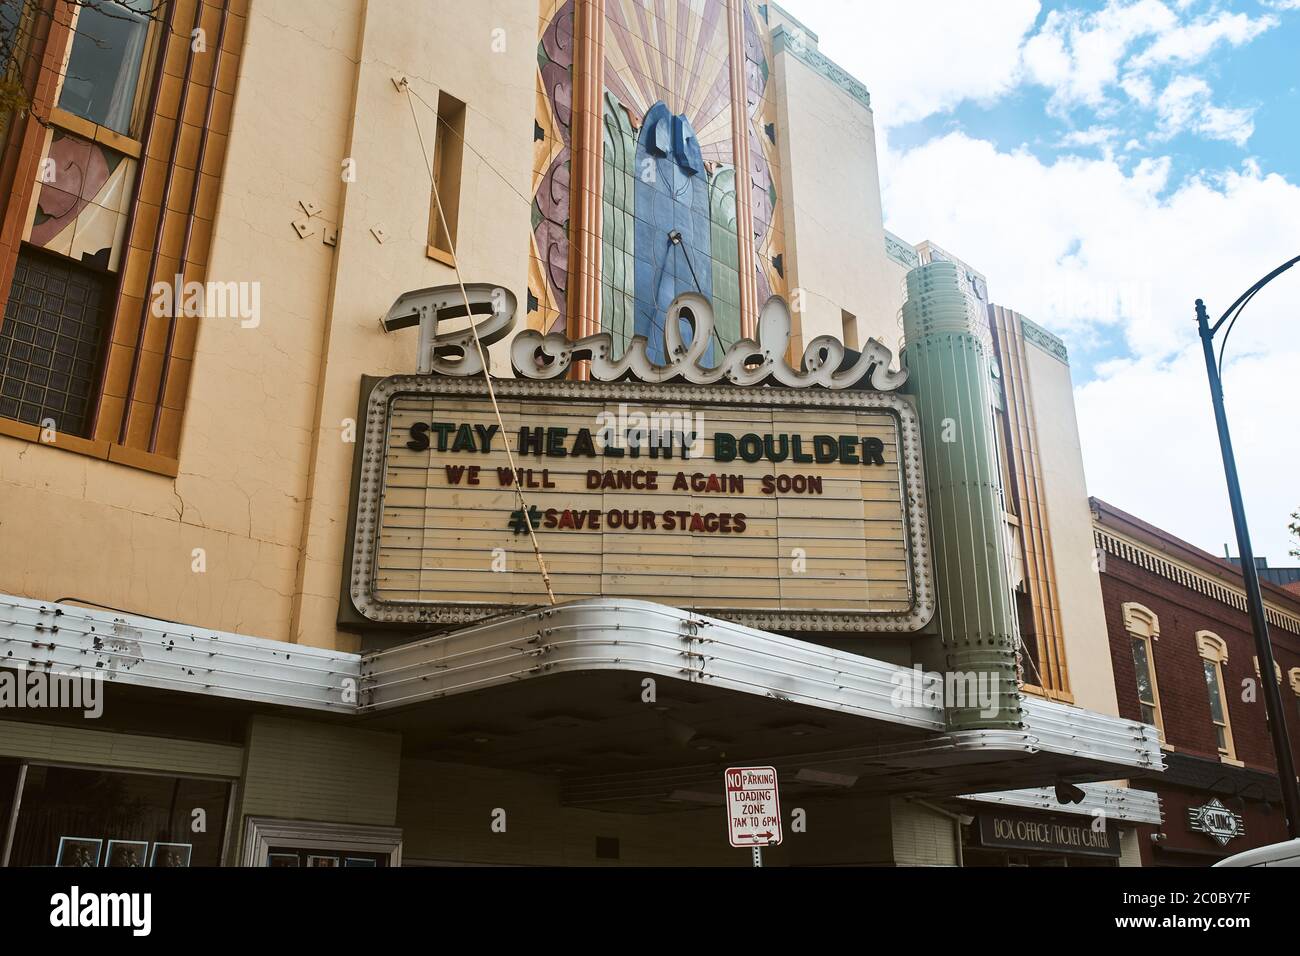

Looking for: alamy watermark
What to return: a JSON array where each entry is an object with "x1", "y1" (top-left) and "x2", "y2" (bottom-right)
[
  {"x1": 594, "y1": 403, "x2": 706, "y2": 457},
  {"x1": 150, "y1": 274, "x2": 261, "y2": 328},
  {"x1": 0, "y1": 664, "x2": 103, "y2": 719},
  {"x1": 890, "y1": 665, "x2": 1002, "y2": 719}
]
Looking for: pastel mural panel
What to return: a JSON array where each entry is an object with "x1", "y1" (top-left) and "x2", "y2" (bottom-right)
[
  {"x1": 602, "y1": 0, "x2": 742, "y2": 357},
  {"x1": 27, "y1": 128, "x2": 134, "y2": 272},
  {"x1": 743, "y1": 1, "x2": 787, "y2": 305},
  {"x1": 531, "y1": 0, "x2": 575, "y2": 333},
  {"x1": 535, "y1": 0, "x2": 781, "y2": 354}
]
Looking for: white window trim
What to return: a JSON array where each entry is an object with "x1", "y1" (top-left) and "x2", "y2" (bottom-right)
[{"x1": 240, "y1": 817, "x2": 402, "y2": 868}]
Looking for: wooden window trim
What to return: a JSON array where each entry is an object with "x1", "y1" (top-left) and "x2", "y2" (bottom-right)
[
  {"x1": 57, "y1": 0, "x2": 165, "y2": 143},
  {"x1": 426, "y1": 89, "x2": 466, "y2": 261},
  {"x1": 1019, "y1": 682, "x2": 1075, "y2": 705},
  {"x1": 47, "y1": 107, "x2": 143, "y2": 159},
  {"x1": 0, "y1": 417, "x2": 177, "y2": 476}
]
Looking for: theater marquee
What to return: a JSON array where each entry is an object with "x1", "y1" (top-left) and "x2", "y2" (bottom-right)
[{"x1": 347, "y1": 376, "x2": 933, "y2": 633}]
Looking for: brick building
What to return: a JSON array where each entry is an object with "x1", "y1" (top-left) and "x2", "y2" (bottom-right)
[{"x1": 1095, "y1": 498, "x2": 1300, "y2": 865}]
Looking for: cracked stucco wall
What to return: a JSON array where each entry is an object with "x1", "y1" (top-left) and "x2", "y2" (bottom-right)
[{"x1": 0, "y1": 0, "x2": 535, "y2": 651}]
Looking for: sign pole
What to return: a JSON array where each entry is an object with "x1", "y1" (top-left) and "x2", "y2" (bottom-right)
[
  {"x1": 751, "y1": 846, "x2": 762, "y2": 868},
  {"x1": 1197, "y1": 297, "x2": 1300, "y2": 839}
]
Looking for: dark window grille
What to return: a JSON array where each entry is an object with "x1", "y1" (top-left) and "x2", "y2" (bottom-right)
[{"x1": 0, "y1": 246, "x2": 111, "y2": 438}]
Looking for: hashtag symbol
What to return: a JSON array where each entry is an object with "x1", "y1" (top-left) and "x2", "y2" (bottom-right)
[{"x1": 508, "y1": 506, "x2": 543, "y2": 535}]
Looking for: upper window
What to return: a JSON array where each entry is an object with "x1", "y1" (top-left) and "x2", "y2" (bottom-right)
[
  {"x1": 427, "y1": 89, "x2": 466, "y2": 265},
  {"x1": 1196, "y1": 631, "x2": 1237, "y2": 763},
  {"x1": 1291, "y1": 667, "x2": 1300, "y2": 727},
  {"x1": 57, "y1": 0, "x2": 155, "y2": 135},
  {"x1": 1121, "y1": 602, "x2": 1164, "y2": 740}
]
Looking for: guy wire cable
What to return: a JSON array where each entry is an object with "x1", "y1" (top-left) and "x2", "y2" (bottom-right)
[{"x1": 400, "y1": 79, "x2": 556, "y2": 605}]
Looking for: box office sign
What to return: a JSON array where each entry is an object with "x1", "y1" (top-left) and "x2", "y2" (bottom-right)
[
  {"x1": 976, "y1": 811, "x2": 1121, "y2": 859},
  {"x1": 346, "y1": 376, "x2": 933, "y2": 632}
]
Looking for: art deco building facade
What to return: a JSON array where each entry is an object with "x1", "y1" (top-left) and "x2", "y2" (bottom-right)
[{"x1": 0, "y1": 0, "x2": 1160, "y2": 866}]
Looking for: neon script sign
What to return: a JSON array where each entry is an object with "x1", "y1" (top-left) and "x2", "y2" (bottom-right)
[{"x1": 382, "y1": 284, "x2": 907, "y2": 391}]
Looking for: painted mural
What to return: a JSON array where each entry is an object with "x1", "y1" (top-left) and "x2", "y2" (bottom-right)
[
  {"x1": 603, "y1": 0, "x2": 739, "y2": 361},
  {"x1": 530, "y1": 0, "x2": 784, "y2": 352},
  {"x1": 27, "y1": 128, "x2": 134, "y2": 272},
  {"x1": 531, "y1": 0, "x2": 575, "y2": 335},
  {"x1": 743, "y1": 1, "x2": 787, "y2": 309}
]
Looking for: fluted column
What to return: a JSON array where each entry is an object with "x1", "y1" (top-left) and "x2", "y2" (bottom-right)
[{"x1": 903, "y1": 261, "x2": 1023, "y2": 731}]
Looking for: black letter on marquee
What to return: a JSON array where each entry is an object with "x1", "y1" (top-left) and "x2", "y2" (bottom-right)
[
  {"x1": 862, "y1": 437, "x2": 886, "y2": 466},
  {"x1": 406, "y1": 422, "x2": 430, "y2": 452}
]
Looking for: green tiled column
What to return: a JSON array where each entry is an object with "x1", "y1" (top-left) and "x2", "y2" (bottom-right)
[{"x1": 902, "y1": 261, "x2": 1022, "y2": 731}]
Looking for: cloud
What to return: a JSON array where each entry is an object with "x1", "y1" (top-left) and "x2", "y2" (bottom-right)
[
  {"x1": 1057, "y1": 125, "x2": 1122, "y2": 148},
  {"x1": 1023, "y1": 0, "x2": 1178, "y2": 109},
  {"x1": 785, "y1": 0, "x2": 1273, "y2": 152},
  {"x1": 1155, "y1": 75, "x2": 1255, "y2": 145},
  {"x1": 880, "y1": 132, "x2": 1300, "y2": 559},
  {"x1": 1127, "y1": 10, "x2": 1277, "y2": 71},
  {"x1": 782, "y1": 0, "x2": 1042, "y2": 127},
  {"x1": 1076, "y1": 347, "x2": 1300, "y2": 566}
]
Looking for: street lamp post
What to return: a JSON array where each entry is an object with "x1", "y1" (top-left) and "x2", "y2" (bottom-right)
[{"x1": 1196, "y1": 254, "x2": 1300, "y2": 840}]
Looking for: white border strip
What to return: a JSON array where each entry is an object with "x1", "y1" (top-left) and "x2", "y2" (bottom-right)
[
  {"x1": 0, "y1": 594, "x2": 359, "y2": 712},
  {"x1": 960, "y1": 784, "x2": 1164, "y2": 825}
]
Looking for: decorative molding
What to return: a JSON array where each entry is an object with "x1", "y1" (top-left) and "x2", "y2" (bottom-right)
[
  {"x1": 767, "y1": 1, "x2": 819, "y2": 42},
  {"x1": 1094, "y1": 527, "x2": 1300, "y2": 636},
  {"x1": 240, "y1": 817, "x2": 402, "y2": 868},
  {"x1": 567, "y1": 0, "x2": 607, "y2": 350},
  {"x1": 1121, "y1": 601, "x2": 1160, "y2": 640},
  {"x1": 1020, "y1": 316, "x2": 1069, "y2": 364},
  {"x1": 1196, "y1": 630, "x2": 1228, "y2": 663},
  {"x1": 992, "y1": 305, "x2": 1070, "y2": 696},
  {"x1": 727, "y1": 0, "x2": 758, "y2": 338},
  {"x1": 347, "y1": 375, "x2": 934, "y2": 633},
  {"x1": 771, "y1": 26, "x2": 870, "y2": 110},
  {"x1": 884, "y1": 231, "x2": 919, "y2": 270},
  {"x1": 1291, "y1": 667, "x2": 1300, "y2": 696}
]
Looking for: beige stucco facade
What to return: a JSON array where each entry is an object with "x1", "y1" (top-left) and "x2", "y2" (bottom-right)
[{"x1": 0, "y1": 0, "x2": 1162, "y2": 869}]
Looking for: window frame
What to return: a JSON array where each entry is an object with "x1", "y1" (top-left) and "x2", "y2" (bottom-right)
[
  {"x1": 55, "y1": 0, "x2": 164, "y2": 142},
  {"x1": 1196, "y1": 630, "x2": 1239, "y2": 764},
  {"x1": 1, "y1": 758, "x2": 237, "y2": 868},
  {"x1": 426, "y1": 88, "x2": 466, "y2": 266},
  {"x1": 1121, "y1": 602, "x2": 1166, "y2": 743}
]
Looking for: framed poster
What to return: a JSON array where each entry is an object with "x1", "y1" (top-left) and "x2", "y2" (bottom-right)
[
  {"x1": 149, "y1": 843, "x2": 192, "y2": 867},
  {"x1": 267, "y1": 853, "x2": 300, "y2": 867},
  {"x1": 104, "y1": 840, "x2": 149, "y2": 867},
  {"x1": 56, "y1": 837, "x2": 102, "y2": 867}
]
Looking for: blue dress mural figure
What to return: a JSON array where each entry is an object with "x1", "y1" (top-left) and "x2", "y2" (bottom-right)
[{"x1": 634, "y1": 103, "x2": 714, "y2": 366}]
